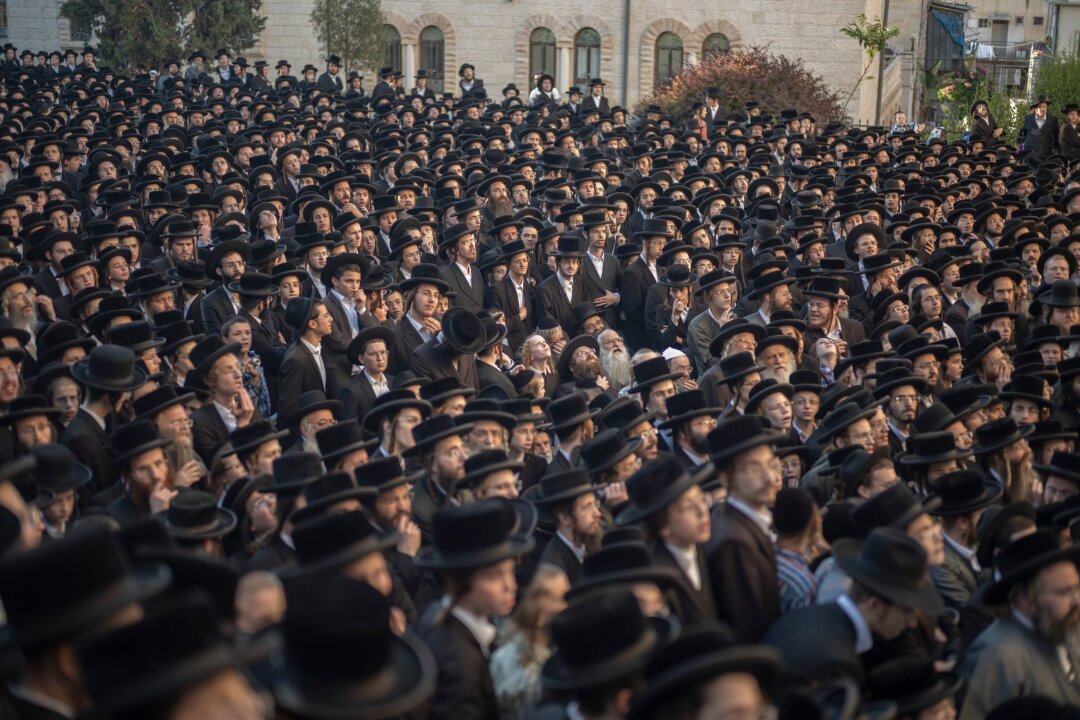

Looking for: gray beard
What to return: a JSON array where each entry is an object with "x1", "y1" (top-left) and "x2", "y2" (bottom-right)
[
  {"x1": 762, "y1": 358, "x2": 796, "y2": 384},
  {"x1": 601, "y1": 348, "x2": 633, "y2": 391},
  {"x1": 489, "y1": 197, "x2": 514, "y2": 219}
]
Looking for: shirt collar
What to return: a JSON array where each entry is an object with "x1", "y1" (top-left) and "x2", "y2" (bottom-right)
[
  {"x1": 681, "y1": 446, "x2": 709, "y2": 466},
  {"x1": 80, "y1": 404, "x2": 107, "y2": 431},
  {"x1": 7, "y1": 685, "x2": 75, "y2": 719},
  {"x1": 836, "y1": 593, "x2": 874, "y2": 654},
  {"x1": 556, "y1": 529, "x2": 586, "y2": 564},
  {"x1": 446, "y1": 599, "x2": 497, "y2": 656},
  {"x1": 364, "y1": 368, "x2": 388, "y2": 388},
  {"x1": 300, "y1": 337, "x2": 321, "y2": 356},
  {"x1": 455, "y1": 260, "x2": 472, "y2": 278},
  {"x1": 943, "y1": 532, "x2": 980, "y2": 572},
  {"x1": 664, "y1": 542, "x2": 697, "y2": 567},
  {"x1": 727, "y1": 496, "x2": 772, "y2": 536}
]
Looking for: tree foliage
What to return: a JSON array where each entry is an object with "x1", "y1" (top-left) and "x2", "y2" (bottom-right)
[
  {"x1": 635, "y1": 47, "x2": 846, "y2": 124},
  {"x1": 59, "y1": 0, "x2": 266, "y2": 73},
  {"x1": 838, "y1": 14, "x2": 900, "y2": 112},
  {"x1": 309, "y1": 0, "x2": 384, "y2": 73}
]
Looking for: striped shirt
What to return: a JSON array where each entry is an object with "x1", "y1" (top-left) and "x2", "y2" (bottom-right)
[{"x1": 776, "y1": 547, "x2": 818, "y2": 613}]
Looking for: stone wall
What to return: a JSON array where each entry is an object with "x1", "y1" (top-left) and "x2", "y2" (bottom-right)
[{"x1": 7, "y1": 0, "x2": 77, "y2": 52}]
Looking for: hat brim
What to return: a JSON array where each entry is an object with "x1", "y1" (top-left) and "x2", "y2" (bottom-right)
[
  {"x1": 287, "y1": 400, "x2": 343, "y2": 428},
  {"x1": 230, "y1": 427, "x2": 291, "y2": 457},
  {"x1": 166, "y1": 508, "x2": 239, "y2": 540},
  {"x1": 135, "y1": 391, "x2": 198, "y2": 421},
  {"x1": 542, "y1": 615, "x2": 674, "y2": 692},
  {"x1": 971, "y1": 423, "x2": 1035, "y2": 456},
  {"x1": 278, "y1": 529, "x2": 399, "y2": 581},
  {"x1": 414, "y1": 533, "x2": 534, "y2": 570},
  {"x1": 814, "y1": 405, "x2": 880, "y2": 444},
  {"x1": 402, "y1": 422, "x2": 475, "y2": 458},
  {"x1": 110, "y1": 437, "x2": 174, "y2": 467},
  {"x1": 833, "y1": 539, "x2": 943, "y2": 615},
  {"x1": 930, "y1": 483, "x2": 1003, "y2": 517},
  {"x1": 627, "y1": 370, "x2": 683, "y2": 396},
  {"x1": 709, "y1": 430, "x2": 787, "y2": 468},
  {"x1": 71, "y1": 360, "x2": 149, "y2": 393},
  {"x1": 565, "y1": 564, "x2": 684, "y2": 601},
  {"x1": 984, "y1": 543, "x2": 1080, "y2": 605},
  {"x1": 557, "y1": 335, "x2": 601, "y2": 382},
  {"x1": 461, "y1": 459, "x2": 525, "y2": 489},
  {"x1": 616, "y1": 462, "x2": 715, "y2": 526},
  {"x1": 362, "y1": 399, "x2": 433, "y2": 433}
]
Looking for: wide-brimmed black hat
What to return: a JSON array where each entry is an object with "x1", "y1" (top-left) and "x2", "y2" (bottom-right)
[
  {"x1": 694, "y1": 268, "x2": 738, "y2": 297},
  {"x1": 999, "y1": 375, "x2": 1052, "y2": 409},
  {"x1": 229, "y1": 419, "x2": 290, "y2": 457},
  {"x1": 556, "y1": 334, "x2": 600, "y2": 382},
  {"x1": 71, "y1": 345, "x2": 148, "y2": 392},
  {"x1": 402, "y1": 414, "x2": 474, "y2": 458},
  {"x1": 627, "y1": 356, "x2": 682, "y2": 395},
  {"x1": 283, "y1": 509, "x2": 399, "y2": 580},
  {"x1": 747, "y1": 269, "x2": 795, "y2": 300},
  {"x1": 204, "y1": 237, "x2": 252, "y2": 276},
  {"x1": 227, "y1": 270, "x2": 278, "y2": 297},
  {"x1": 355, "y1": 456, "x2": 424, "y2": 495},
  {"x1": 30, "y1": 443, "x2": 92, "y2": 496},
  {"x1": 362, "y1": 389, "x2": 433, "y2": 433},
  {"x1": 598, "y1": 396, "x2": 655, "y2": 433},
  {"x1": 1034, "y1": 450, "x2": 1080, "y2": 484},
  {"x1": 165, "y1": 260, "x2": 215, "y2": 289},
  {"x1": 744, "y1": 378, "x2": 794, "y2": 415},
  {"x1": 109, "y1": 420, "x2": 173, "y2": 466},
  {"x1": 928, "y1": 470, "x2": 1003, "y2": 517},
  {"x1": 899, "y1": 431, "x2": 972, "y2": 466},
  {"x1": 851, "y1": 481, "x2": 940, "y2": 537},
  {"x1": 707, "y1": 414, "x2": 783, "y2": 467},
  {"x1": 627, "y1": 622, "x2": 780, "y2": 720},
  {"x1": 132, "y1": 384, "x2": 197, "y2": 420},
  {"x1": 860, "y1": 252, "x2": 904, "y2": 275},
  {"x1": 708, "y1": 320, "x2": 767, "y2": 360},
  {"x1": 0, "y1": 394, "x2": 60, "y2": 426},
  {"x1": 834, "y1": 526, "x2": 943, "y2": 614},
  {"x1": 815, "y1": 400, "x2": 879, "y2": 444},
  {"x1": 0, "y1": 527, "x2": 169, "y2": 649},
  {"x1": 415, "y1": 499, "x2": 534, "y2": 569},
  {"x1": 716, "y1": 350, "x2": 767, "y2": 388},
  {"x1": 399, "y1": 262, "x2": 450, "y2": 294},
  {"x1": 459, "y1": 399, "x2": 516, "y2": 432},
  {"x1": 287, "y1": 390, "x2": 342, "y2": 427},
  {"x1": 77, "y1": 594, "x2": 274, "y2": 718},
  {"x1": 260, "y1": 452, "x2": 325, "y2": 495},
  {"x1": 107, "y1": 320, "x2": 166, "y2": 354},
  {"x1": 164, "y1": 489, "x2": 238, "y2": 540},
  {"x1": 438, "y1": 306, "x2": 485, "y2": 355},
  {"x1": 984, "y1": 530, "x2": 1080, "y2": 604},
  {"x1": 616, "y1": 454, "x2": 713, "y2": 525},
  {"x1": 288, "y1": 471, "x2": 379, "y2": 527},
  {"x1": 546, "y1": 393, "x2": 598, "y2": 433},
  {"x1": 316, "y1": 421, "x2": 379, "y2": 465},
  {"x1": 657, "y1": 389, "x2": 720, "y2": 430},
  {"x1": 566, "y1": 542, "x2": 684, "y2": 601},
  {"x1": 972, "y1": 417, "x2": 1034, "y2": 456},
  {"x1": 976, "y1": 501, "x2": 1037, "y2": 568},
  {"x1": 578, "y1": 428, "x2": 642, "y2": 477},
  {"x1": 542, "y1": 589, "x2": 673, "y2": 692},
  {"x1": 459, "y1": 449, "x2": 524, "y2": 492},
  {"x1": 346, "y1": 325, "x2": 396, "y2": 364},
  {"x1": 975, "y1": 262, "x2": 1022, "y2": 295},
  {"x1": 274, "y1": 574, "x2": 436, "y2": 719},
  {"x1": 187, "y1": 336, "x2": 242, "y2": 385},
  {"x1": 532, "y1": 468, "x2": 596, "y2": 506},
  {"x1": 866, "y1": 658, "x2": 962, "y2": 716}
]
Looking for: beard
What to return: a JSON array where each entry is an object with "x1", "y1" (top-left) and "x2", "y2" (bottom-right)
[
  {"x1": 574, "y1": 357, "x2": 606, "y2": 382},
  {"x1": 1006, "y1": 459, "x2": 1037, "y2": 503},
  {"x1": 688, "y1": 429, "x2": 710, "y2": 456},
  {"x1": 601, "y1": 347, "x2": 633, "y2": 391},
  {"x1": 489, "y1": 197, "x2": 514, "y2": 219},
  {"x1": 1036, "y1": 602, "x2": 1080, "y2": 645},
  {"x1": 302, "y1": 434, "x2": 320, "y2": 454},
  {"x1": 10, "y1": 309, "x2": 37, "y2": 336},
  {"x1": 761, "y1": 357, "x2": 797, "y2": 384},
  {"x1": 0, "y1": 166, "x2": 13, "y2": 192}
]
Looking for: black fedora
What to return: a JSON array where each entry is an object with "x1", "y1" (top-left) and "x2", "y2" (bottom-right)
[
  {"x1": 579, "y1": 428, "x2": 642, "y2": 477},
  {"x1": 71, "y1": 344, "x2": 148, "y2": 392},
  {"x1": 287, "y1": 389, "x2": 342, "y2": 427},
  {"x1": 77, "y1": 594, "x2": 274, "y2": 718},
  {"x1": 30, "y1": 443, "x2": 92, "y2": 496},
  {"x1": 866, "y1": 658, "x2": 961, "y2": 716},
  {"x1": 834, "y1": 526, "x2": 943, "y2": 614},
  {"x1": 346, "y1": 325, "x2": 396, "y2": 364},
  {"x1": 627, "y1": 356, "x2": 682, "y2": 395},
  {"x1": 928, "y1": 470, "x2": 1003, "y2": 516},
  {"x1": 398, "y1": 262, "x2": 450, "y2": 294},
  {"x1": 415, "y1": 499, "x2": 534, "y2": 569},
  {"x1": 912, "y1": 402, "x2": 964, "y2": 434},
  {"x1": 187, "y1": 335, "x2": 242, "y2": 384},
  {"x1": 460, "y1": 449, "x2": 524, "y2": 492},
  {"x1": 744, "y1": 378, "x2": 794, "y2": 415},
  {"x1": 707, "y1": 414, "x2": 783, "y2": 467},
  {"x1": 984, "y1": 530, "x2": 1080, "y2": 604},
  {"x1": 273, "y1": 574, "x2": 436, "y2": 719},
  {"x1": 282, "y1": 509, "x2": 399, "y2": 579},
  {"x1": 420, "y1": 377, "x2": 476, "y2": 406},
  {"x1": 355, "y1": 456, "x2": 425, "y2": 494},
  {"x1": 899, "y1": 431, "x2": 973, "y2": 466},
  {"x1": 546, "y1": 393, "x2": 597, "y2": 433},
  {"x1": 1033, "y1": 450, "x2": 1080, "y2": 484},
  {"x1": 109, "y1": 420, "x2": 173, "y2": 467},
  {"x1": 107, "y1": 319, "x2": 166, "y2": 354},
  {"x1": 617, "y1": 454, "x2": 714, "y2": 525},
  {"x1": 0, "y1": 394, "x2": 60, "y2": 426},
  {"x1": 972, "y1": 418, "x2": 1034, "y2": 456},
  {"x1": 552, "y1": 232, "x2": 587, "y2": 258},
  {"x1": 542, "y1": 589, "x2": 673, "y2": 692},
  {"x1": 0, "y1": 527, "x2": 169, "y2": 648},
  {"x1": 263, "y1": 452, "x2": 325, "y2": 494},
  {"x1": 132, "y1": 384, "x2": 197, "y2": 420},
  {"x1": 747, "y1": 269, "x2": 795, "y2": 300},
  {"x1": 164, "y1": 489, "x2": 238, "y2": 540},
  {"x1": 976, "y1": 501, "x2": 1037, "y2": 569},
  {"x1": 316, "y1": 421, "x2": 379, "y2": 466},
  {"x1": 598, "y1": 396, "x2": 655, "y2": 433},
  {"x1": 815, "y1": 400, "x2": 880, "y2": 444},
  {"x1": 851, "y1": 482, "x2": 941, "y2": 537},
  {"x1": 716, "y1": 351, "x2": 767, "y2": 387},
  {"x1": 532, "y1": 469, "x2": 596, "y2": 506},
  {"x1": 402, "y1": 414, "x2": 474, "y2": 458},
  {"x1": 439, "y1": 306, "x2": 485, "y2": 354},
  {"x1": 165, "y1": 259, "x2": 214, "y2": 289},
  {"x1": 566, "y1": 542, "x2": 684, "y2": 601},
  {"x1": 362, "y1": 389, "x2": 433, "y2": 434},
  {"x1": 999, "y1": 375, "x2": 1051, "y2": 408},
  {"x1": 227, "y1": 270, "x2": 278, "y2": 297},
  {"x1": 290, "y1": 471, "x2": 378, "y2": 525},
  {"x1": 229, "y1": 419, "x2": 289, "y2": 457},
  {"x1": 658, "y1": 389, "x2": 721, "y2": 429}
]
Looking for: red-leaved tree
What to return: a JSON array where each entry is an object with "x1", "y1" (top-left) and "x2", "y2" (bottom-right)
[{"x1": 636, "y1": 46, "x2": 846, "y2": 123}]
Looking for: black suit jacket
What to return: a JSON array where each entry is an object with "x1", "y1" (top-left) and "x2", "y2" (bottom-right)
[
  {"x1": 619, "y1": 257, "x2": 657, "y2": 350},
  {"x1": 440, "y1": 262, "x2": 485, "y2": 313},
  {"x1": 339, "y1": 370, "x2": 393, "y2": 421},
  {"x1": 585, "y1": 94, "x2": 610, "y2": 113},
  {"x1": 412, "y1": 339, "x2": 479, "y2": 391},
  {"x1": 200, "y1": 285, "x2": 236, "y2": 338},
  {"x1": 652, "y1": 542, "x2": 717, "y2": 624},
  {"x1": 191, "y1": 403, "x2": 230, "y2": 467},
  {"x1": 765, "y1": 602, "x2": 864, "y2": 686},
  {"x1": 416, "y1": 603, "x2": 499, "y2": 720},
  {"x1": 538, "y1": 534, "x2": 583, "y2": 584},
  {"x1": 486, "y1": 276, "x2": 538, "y2": 355},
  {"x1": 391, "y1": 318, "x2": 428, "y2": 375},
  {"x1": 580, "y1": 250, "x2": 622, "y2": 328},
  {"x1": 33, "y1": 267, "x2": 64, "y2": 300},
  {"x1": 278, "y1": 340, "x2": 329, "y2": 426},
  {"x1": 316, "y1": 71, "x2": 344, "y2": 94},
  {"x1": 476, "y1": 360, "x2": 516, "y2": 399},
  {"x1": 247, "y1": 535, "x2": 297, "y2": 572},
  {"x1": 61, "y1": 409, "x2": 114, "y2": 496},
  {"x1": 706, "y1": 503, "x2": 781, "y2": 642},
  {"x1": 537, "y1": 272, "x2": 589, "y2": 337}
]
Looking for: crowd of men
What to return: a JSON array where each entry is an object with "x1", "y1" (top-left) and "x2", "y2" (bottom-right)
[{"x1": 1, "y1": 38, "x2": 1080, "y2": 720}]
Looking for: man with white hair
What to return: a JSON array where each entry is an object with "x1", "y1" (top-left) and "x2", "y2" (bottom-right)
[
  {"x1": 756, "y1": 331, "x2": 798, "y2": 384},
  {"x1": 598, "y1": 328, "x2": 632, "y2": 392},
  {"x1": 663, "y1": 347, "x2": 699, "y2": 392}
]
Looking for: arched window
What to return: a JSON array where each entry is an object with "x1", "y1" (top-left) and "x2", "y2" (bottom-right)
[
  {"x1": 703, "y1": 32, "x2": 730, "y2": 59},
  {"x1": 383, "y1": 25, "x2": 401, "y2": 71},
  {"x1": 530, "y1": 27, "x2": 557, "y2": 84},
  {"x1": 655, "y1": 32, "x2": 683, "y2": 87},
  {"x1": 420, "y1": 25, "x2": 445, "y2": 93},
  {"x1": 574, "y1": 28, "x2": 601, "y2": 85}
]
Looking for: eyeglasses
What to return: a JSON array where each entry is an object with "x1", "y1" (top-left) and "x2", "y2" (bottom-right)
[
  {"x1": 167, "y1": 417, "x2": 193, "y2": 429},
  {"x1": 309, "y1": 251, "x2": 329, "y2": 260}
]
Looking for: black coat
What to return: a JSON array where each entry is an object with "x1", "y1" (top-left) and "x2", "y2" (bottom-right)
[
  {"x1": 476, "y1": 360, "x2": 516, "y2": 399},
  {"x1": 1019, "y1": 113, "x2": 1060, "y2": 162},
  {"x1": 579, "y1": 251, "x2": 623, "y2": 329},
  {"x1": 412, "y1": 339, "x2": 479, "y2": 391},
  {"x1": 1061, "y1": 121, "x2": 1080, "y2": 160},
  {"x1": 391, "y1": 318, "x2": 428, "y2": 375},
  {"x1": 191, "y1": 403, "x2": 230, "y2": 467},
  {"x1": 61, "y1": 409, "x2": 114, "y2": 496},
  {"x1": 706, "y1": 503, "x2": 781, "y2": 642},
  {"x1": 765, "y1": 602, "x2": 865, "y2": 686},
  {"x1": 619, "y1": 257, "x2": 658, "y2": 350},
  {"x1": 440, "y1": 262, "x2": 485, "y2": 313},
  {"x1": 315, "y1": 71, "x2": 344, "y2": 94},
  {"x1": 247, "y1": 535, "x2": 296, "y2": 572},
  {"x1": 538, "y1": 534, "x2": 584, "y2": 584},
  {"x1": 416, "y1": 603, "x2": 499, "y2": 720},
  {"x1": 652, "y1": 542, "x2": 717, "y2": 624},
  {"x1": 536, "y1": 272, "x2": 590, "y2": 338},
  {"x1": 199, "y1": 285, "x2": 236, "y2": 338},
  {"x1": 278, "y1": 340, "x2": 329, "y2": 428},
  {"x1": 486, "y1": 276, "x2": 538, "y2": 355}
]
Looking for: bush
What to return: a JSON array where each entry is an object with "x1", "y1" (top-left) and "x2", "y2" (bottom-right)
[
  {"x1": 1035, "y1": 54, "x2": 1080, "y2": 113},
  {"x1": 634, "y1": 46, "x2": 846, "y2": 124},
  {"x1": 930, "y1": 64, "x2": 1023, "y2": 144}
]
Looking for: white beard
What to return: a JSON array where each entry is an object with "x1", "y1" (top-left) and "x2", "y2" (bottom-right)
[{"x1": 601, "y1": 347, "x2": 633, "y2": 391}]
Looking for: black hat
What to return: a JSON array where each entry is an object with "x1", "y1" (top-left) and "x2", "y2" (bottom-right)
[
  {"x1": 439, "y1": 306, "x2": 485, "y2": 354},
  {"x1": 460, "y1": 449, "x2": 524, "y2": 491},
  {"x1": 556, "y1": 334, "x2": 600, "y2": 382},
  {"x1": 899, "y1": 431, "x2": 972, "y2": 466},
  {"x1": 229, "y1": 419, "x2": 289, "y2": 456},
  {"x1": 355, "y1": 456, "x2": 424, "y2": 495},
  {"x1": 71, "y1": 344, "x2": 148, "y2": 392},
  {"x1": 403, "y1": 414, "x2": 474, "y2": 457},
  {"x1": 0, "y1": 527, "x2": 169, "y2": 648},
  {"x1": 284, "y1": 509, "x2": 398, "y2": 579},
  {"x1": 546, "y1": 393, "x2": 597, "y2": 432},
  {"x1": 866, "y1": 658, "x2": 962, "y2": 716},
  {"x1": 928, "y1": 470, "x2": 1003, "y2": 516},
  {"x1": 744, "y1": 378, "x2": 794, "y2": 415},
  {"x1": 543, "y1": 589, "x2": 673, "y2": 692},
  {"x1": 274, "y1": 574, "x2": 436, "y2": 718},
  {"x1": 263, "y1": 452, "x2": 325, "y2": 495},
  {"x1": 598, "y1": 396, "x2": 655, "y2": 433},
  {"x1": 187, "y1": 336, "x2": 242, "y2": 385},
  {"x1": 166, "y1": 259, "x2": 214, "y2": 289},
  {"x1": 851, "y1": 482, "x2": 940, "y2": 537},
  {"x1": 227, "y1": 270, "x2": 278, "y2": 297},
  {"x1": 715, "y1": 350, "x2": 767, "y2": 387},
  {"x1": 164, "y1": 489, "x2": 237, "y2": 540},
  {"x1": 416, "y1": 499, "x2": 534, "y2": 569},
  {"x1": 30, "y1": 443, "x2": 92, "y2": 497},
  {"x1": 1033, "y1": 450, "x2": 1080, "y2": 484},
  {"x1": 316, "y1": 421, "x2": 379, "y2": 466},
  {"x1": 566, "y1": 542, "x2": 684, "y2": 601},
  {"x1": 815, "y1": 400, "x2": 880, "y2": 444},
  {"x1": 289, "y1": 471, "x2": 379, "y2": 527},
  {"x1": 107, "y1": 320, "x2": 166, "y2": 354},
  {"x1": 709, "y1": 320, "x2": 767, "y2": 360},
  {"x1": 616, "y1": 454, "x2": 713, "y2": 525},
  {"x1": 133, "y1": 384, "x2": 197, "y2": 420},
  {"x1": 578, "y1": 428, "x2": 642, "y2": 477},
  {"x1": 707, "y1": 414, "x2": 783, "y2": 467},
  {"x1": 984, "y1": 530, "x2": 1080, "y2": 604},
  {"x1": 398, "y1": 262, "x2": 450, "y2": 294},
  {"x1": 362, "y1": 388, "x2": 433, "y2": 433},
  {"x1": 627, "y1": 356, "x2": 682, "y2": 395},
  {"x1": 77, "y1": 594, "x2": 272, "y2": 718},
  {"x1": 658, "y1": 389, "x2": 721, "y2": 429},
  {"x1": 533, "y1": 469, "x2": 596, "y2": 506},
  {"x1": 0, "y1": 394, "x2": 60, "y2": 426},
  {"x1": 287, "y1": 389, "x2": 342, "y2": 427},
  {"x1": 110, "y1": 419, "x2": 173, "y2": 467},
  {"x1": 834, "y1": 526, "x2": 942, "y2": 614},
  {"x1": 972, "y1": 417, "x2": 1034, "y2": 456},
  {"x1": 999, "y1": 375, "x2": 1052, "y2": 408}
]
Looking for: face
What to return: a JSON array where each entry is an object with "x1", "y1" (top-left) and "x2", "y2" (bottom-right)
[
  {"x1": 225, "y1": 321, "x2": 253, "y2": 354},
  {"x1": 477, "y1": 469, "x2": 519, "y2": 499},
  {"x1": 1044, "y1": 475, "x2": 1080, "y2": 505},
  {"x1": 698, "y1": 673, "x2": 769, "y2": 720},
  {"x1": 468, "y1": 421, "x2": 506, "y2": 453},
  {"x1": 661, "y1": 485, "x2": 711, "y2": 546},
  {"x1": 15, "y1": 415, "x2": 53, "y2": 449},
  {"x1": 463, "y1": 559, "x2": 519, "y2": 618},
  {"x1": 50, "y1": 378, "x2": 80, "y2": 423},
  {"x1": 907, "y1": 513, "x2": 945, "y2": 566},
  {"x1": 0, "y1": 357, "x2": 18, "y2": 402},
  {"x1": 169, "y1": 669, "x2": 265, "y2": 720},
  {"x1": 646, "y1": 379, "x2": 677, "y2": 418},
  {"x1": 433, "y1": 434, "x2": 467, "y2": 481},
  {"x1": 128, "y1": 447, "x2": 171, "y2": 496},
  {"x1": 888, "y1": 386, "x2": 919, "y2": 423},
  {"x1": 727, "y1": 444, "x2": 781, "y2": 508}
]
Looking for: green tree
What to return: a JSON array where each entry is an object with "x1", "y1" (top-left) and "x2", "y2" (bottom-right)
[
  {"x1": 186, "y1": 0, "x2": 267, "y2": 58},
  {"x1": 310, "y1": 0, "x2": 384, "y2": 73},
  {"x1": 839, "y1": 14, "x2": 900, "y2": 111}
]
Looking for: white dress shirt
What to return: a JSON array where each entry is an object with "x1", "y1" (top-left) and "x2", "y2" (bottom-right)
[
  {"x1": 665, "y1": 542, "x2": 702, "y2": 590},
  {"x1": 300, "y1": 337, "x2": 327, "y2": 387},
  {"x1": 448, "y1": 599, "x2": 497, "y2": 657}
]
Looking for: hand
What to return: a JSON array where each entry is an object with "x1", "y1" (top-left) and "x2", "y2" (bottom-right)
[
  {"x1": 680, "y1": 376, "x2": 700, "y2": 392},
  {"x1": 395, "y1": 515, "x2": 421, "y2": 557},
  {"x1": 595, "y1": 375, "x2": 609, "y2": 391},
  {"x1": 354, "y1": 289, "x2": 367, "y2": 314},
  {"x1": 35, "y1": 294, "x2": 56, "y2": 321},
  {"x1": 551, "y1": 339, "x2": 567, "y2": 356},
  {"x1": 593, "y1": 291, "x2": 619, "y2": 309},
  {"x1": 174, "y1": 460, "x2": 206, "y2": 488},
  {"x1": 340, "y1": 201, "x2": 363, "y2": 218},
  {"x1": 389, "y1": 607, "x2": 408, "y2": 636},
  {"x1": 232, "y1": 391, "x2": 255, "y2": 426},
  {"x1": 421, "y1": 317, "x2": 442, "y2": 334},
  {"x1": 149, "y1": 485, "x2": 178, "y2": 515},
  {"x1": 518, "y1": 303, "x2": 528, "y2": 321},
  {"x1": 603, "y1": 481, "x2": 629, "y2": 507}
]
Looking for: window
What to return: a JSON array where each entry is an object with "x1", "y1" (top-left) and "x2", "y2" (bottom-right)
[
  {"x1": 530, "y1": 27, "x2": 557, "y2": 84},
  {"x1": 1034, "y1": 16, "x2": 1045, "y2": 26},
  {"x1": 419, "y1": 26, "x2": 445, "y2": 93},
  {"x1": 703, "y1": 32, "x2": 730, "y2": 59},
  {"x1": 1015, "y1": 16, "x2": 1024, "y2": 25},
  {"x1": 574, "y1": 28, "x2": 601, "y2": 85},
  {"x1": 655, "y1": 32, "x2": 683, "y2": 87},
  {"x1": 383, "y1": 25, "x2": 401, "y2": 71},
  {"x1": 977, "y1": 18, "x2": 989, "y2": 27}
]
